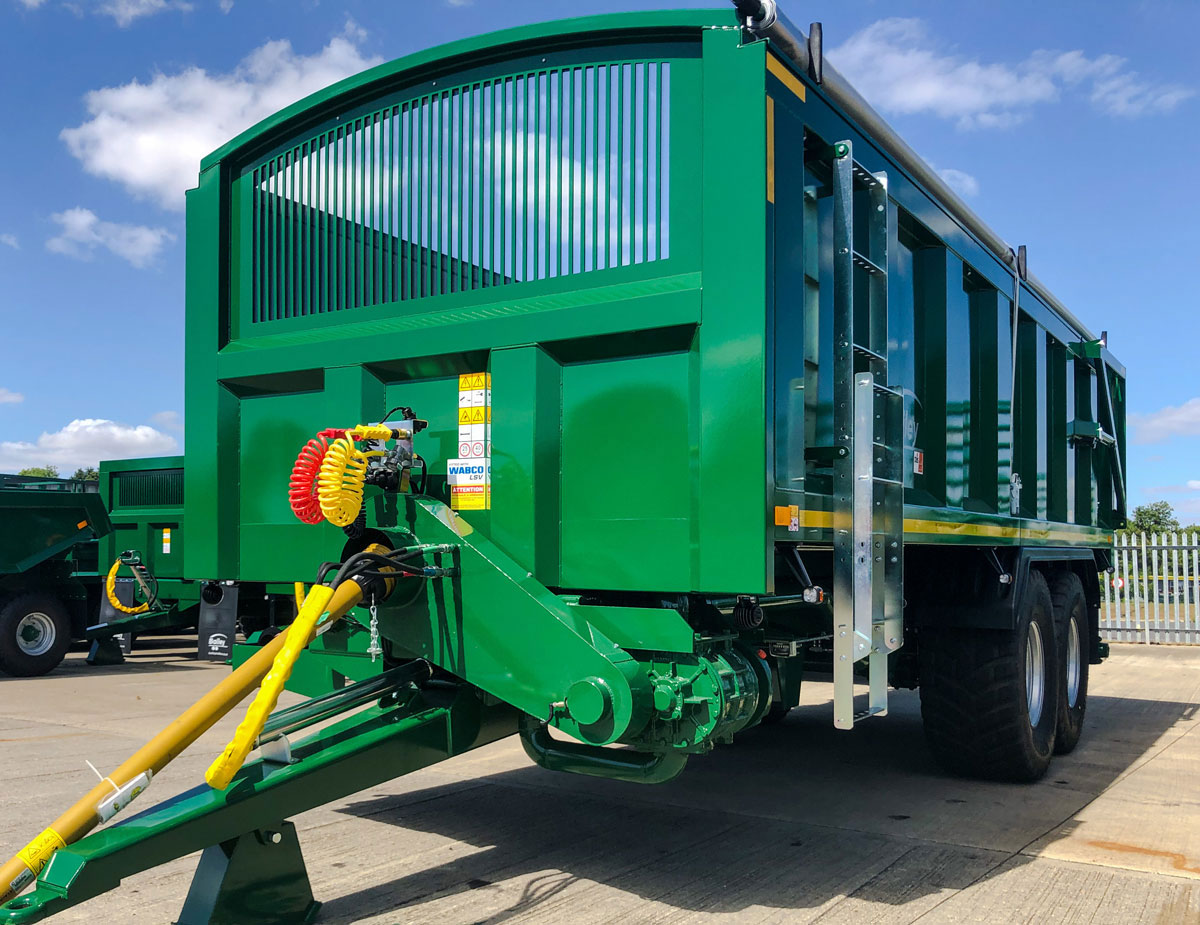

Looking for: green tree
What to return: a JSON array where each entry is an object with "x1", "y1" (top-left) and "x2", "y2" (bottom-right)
[
  {"x1": 1128, "y1": 500, "x2": 1179, "y2": 534},
  {"x1": 17, "y1": 465, "x2": 58, "y2": 478},
  {"x1": 71, "y1": 466, "x2": 99, "y2": 481}
]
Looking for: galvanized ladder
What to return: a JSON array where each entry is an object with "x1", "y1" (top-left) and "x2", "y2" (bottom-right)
[{"x1": 830, "y1": 140, "x2": 904, "y2": 730}]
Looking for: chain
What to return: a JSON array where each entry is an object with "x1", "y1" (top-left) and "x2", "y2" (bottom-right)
[{"x1": 367, "y1": 595, "x2": 382, "y2": 662}]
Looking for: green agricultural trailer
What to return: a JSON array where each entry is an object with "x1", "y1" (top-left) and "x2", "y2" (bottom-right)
[
  {"x1": 1, "y1": 4, "x2": 1126, "y2": 921},
  {"x1": 90, "y1": 456, "x2": 333, "y2": 666},
  {"x1": 0, "y1": 475, "x2": 111, "y2": 676},
  {"x1": 87, "y1": 456, "x2": 203, "y2": 663}
]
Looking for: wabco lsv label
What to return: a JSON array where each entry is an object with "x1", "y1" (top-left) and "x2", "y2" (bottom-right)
[
  {"x1": 447, "y1": 461, "x2": 490, "y2": 485},
  {"x1": 452, "y1": 373, "x2": 490, "y2": 511}
]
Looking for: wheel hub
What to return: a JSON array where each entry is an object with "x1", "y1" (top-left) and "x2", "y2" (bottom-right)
[
  {"x1": 16, "y1": 612, "x2": 56, "y2": 657},
  {"x1": 1066, "y1": 617, "x2": 1081, "y2": 708},
  {"x1": 1025, "y1": 620, "x2": 1045, "y2": 728}
]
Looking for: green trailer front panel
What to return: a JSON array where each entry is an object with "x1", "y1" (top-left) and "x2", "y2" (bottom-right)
[
  {"x1": 99, "y1": 457, "x2": 188, "y2": 581},
  {"x1": 183, "y1": 10, "x2": 1122, "y2": 596},
  {"x1": 184, "y1": 12, "x2": 770, "y2": 594}
]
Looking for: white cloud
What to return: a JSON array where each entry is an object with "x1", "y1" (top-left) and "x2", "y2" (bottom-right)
[
  {"x1": 46, "y1": 208, "x2": 174, "y2": 268},
  {"x1": 61, "y1": 23, "x2": 382, "y2": 211},
  {"x1": 17, "y1": 0, "x2": 48, "y2": 8},
  {"x1": 0, "y1": 418, "x2": 178, "y2": 473},
  {"x1": 99, "y1": 0, "x2": 192, "y2": 27},
  {"x1": 934, "y1": 167, "x2": 979, "y2": 198},
  {"x1": 218, "y1": 0, "x2": 232, "y2": 11},
  {"x1": 0, "y1": 234, "x2": 17, "y2": 250},
  {"x1": 1144, "y1": 481, "x2": 1200, "y2": 517},
  {"x1": 150, "y1": 410, "x2": 183, "y2": 431},
  {"x1": 830, "y1": 18, "x2": 1192, "y2": 129},
  {"x1": 1130, "y1": 398, "x2": 1200, "y2": 444},
  {"x1": 0, "y1": 389, "x2": 24, "y2": 404}
]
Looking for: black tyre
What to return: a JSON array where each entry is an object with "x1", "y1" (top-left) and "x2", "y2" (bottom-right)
[
  {"x1": 0, "y1": 592, "x2": 72, "y2": 677},
  {"x1": 1049, "y1": 572, "x2": 1089, "y2": 755},
  {"x1": 919, "y1": 569, "x2": 1059, "y2": 781}
]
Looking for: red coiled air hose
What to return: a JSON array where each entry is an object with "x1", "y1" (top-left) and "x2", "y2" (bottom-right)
[{"x1": 288, "y1": 429, "x2": 347, "y2": 524}]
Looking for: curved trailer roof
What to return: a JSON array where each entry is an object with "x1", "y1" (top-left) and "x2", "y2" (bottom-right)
[{"x1": 199, "y1": 6, "x2": 1109, "y2": 358}]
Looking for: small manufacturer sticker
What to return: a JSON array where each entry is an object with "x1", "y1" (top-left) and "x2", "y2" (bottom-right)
[
  {"x1": 447, "y1": 458, "x2": 490, "y2": 486},
  {"x1": 913, "y1": 449, "x2": 925, "y2": 476}
]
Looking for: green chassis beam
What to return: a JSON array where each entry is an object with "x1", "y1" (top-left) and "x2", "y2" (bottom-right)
[{"x1": 0, "y1": 686, "x2": 519, "y2": 924}]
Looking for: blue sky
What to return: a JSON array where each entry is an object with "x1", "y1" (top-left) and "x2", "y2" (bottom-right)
[{"x1": 1, "y1": 0, "x2": 1197, "y2": 517}]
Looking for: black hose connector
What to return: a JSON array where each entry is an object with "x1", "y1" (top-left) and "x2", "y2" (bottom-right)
[{"x1": 343, "y1": 504, "x2": 366, "y2": 540}]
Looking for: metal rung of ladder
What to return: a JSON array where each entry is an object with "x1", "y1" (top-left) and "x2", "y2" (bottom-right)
[
  {"x1": 852, "y1": 251, "x2": 886, "y2": 277},
  {"x1": 830, "y1": 139, "x2": 905, "y2": 731},
  {"x1": 852, "y1": 343, "x2": 887, "y2": 365}
]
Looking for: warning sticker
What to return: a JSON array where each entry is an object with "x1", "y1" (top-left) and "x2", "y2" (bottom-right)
[
  {"x1": 17, "y1": 827, "x2": 66, "y2": 878},
  {"x1": 451, "y1": 485, "x2": 489, "y2": 510},
  {"x1": 452, "y1": 372, "x2": 490, "y2": 510},
  {"x1": 162, "y1": 528, "x2": 172, "y2": 554},
  {"x1": 913, "y1": 449, "x2": 925, "y2": 476}
]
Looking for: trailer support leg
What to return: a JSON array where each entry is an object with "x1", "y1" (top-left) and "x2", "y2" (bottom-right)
[
  {"x1": 177, "y1": 821, "x2": 318, "y2": 925},
  {"x1": 85, "y1": 637, "x2": 125, "y2": 666}
]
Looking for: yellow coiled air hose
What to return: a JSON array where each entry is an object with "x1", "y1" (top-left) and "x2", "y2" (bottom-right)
[
  {"x1": 316, "y1": 431, "x2": 385, "y2": 527},
  {"x1": 105, "y1": 558, "x2": 150, "y2": 615}
]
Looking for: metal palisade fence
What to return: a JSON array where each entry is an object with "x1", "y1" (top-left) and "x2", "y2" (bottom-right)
[{"x1": 1102, "y1": 532, "x2": 1200, "y2": 644}]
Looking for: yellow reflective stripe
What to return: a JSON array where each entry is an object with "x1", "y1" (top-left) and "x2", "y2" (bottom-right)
[
  {"x1": 783, "y1": 509, "x2": 1111, "y2": 545},
  {"x1": 903, "y1": 518, "x2": 1019, "y2": 539},
  {"x1": 767, "y1": 53, "x2": 806, "y2": 102},
  {"x1": 766, "y1": 95, "x2": 775, "y2": 203}
]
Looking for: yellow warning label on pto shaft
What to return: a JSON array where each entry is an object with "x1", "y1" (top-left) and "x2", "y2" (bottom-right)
[{"x1": 16, "y1": 827, "x2": 66, "y2": 877}]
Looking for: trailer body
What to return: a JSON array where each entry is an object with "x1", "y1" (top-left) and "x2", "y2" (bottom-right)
[{"x1": 179, "y1": 6, "x2": 1122, "y2": 721}]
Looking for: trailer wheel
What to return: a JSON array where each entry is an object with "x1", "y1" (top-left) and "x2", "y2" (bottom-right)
[
  {"x1": 1049, "y1": 572, "x2": 1089, "y2": 755},
  {"x1": 919, "y1": 569, "x2": 1059, "y2": 781},
  {"x1": 0, "y1": 592, "x2": 72, "y2": 677}
]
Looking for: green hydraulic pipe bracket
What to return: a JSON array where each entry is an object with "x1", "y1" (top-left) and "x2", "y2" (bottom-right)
[
  {"x1": 0, "y1": 687, "x2": 518, "y2": 924},
  {"x1": 255, "y1": 658, "x2": 432, "y2": 744},
  {"x1": 385, "y1": 497, "x2": 666, "y2": 747},
  {"x1": 518, "y1": 716, "x2": 687, "y2": 785}
]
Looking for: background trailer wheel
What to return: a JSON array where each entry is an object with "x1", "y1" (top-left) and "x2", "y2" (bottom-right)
[
  {"x1": 919, "y1": 570, "x2": 1059, "y2": 782},
  {"x1": 0, "y1": 592, "x2": 72, "y2": 677},
  {"x1": 1050, "y1": 571, "x2": 1089, "y2": 755}
]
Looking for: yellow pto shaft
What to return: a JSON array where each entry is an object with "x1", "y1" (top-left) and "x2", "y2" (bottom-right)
[{"x1": 0, "y1": 577, "x2": 370, "y2": 905}]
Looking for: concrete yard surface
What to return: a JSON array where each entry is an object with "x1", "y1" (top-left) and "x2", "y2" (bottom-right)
[{"x1": 1, "y1": 640, "x2": 1198, "y2": 924}]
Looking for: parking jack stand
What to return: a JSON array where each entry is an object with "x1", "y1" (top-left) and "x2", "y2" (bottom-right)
[
  {"x1": 176, "y1": 821, "x2": 318, "y2": 925},
  {"x1": 85, "y1": 637, "x2": 125, "y2": 667}
]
